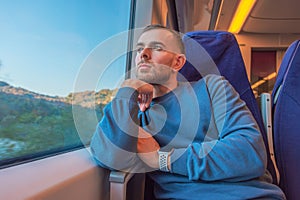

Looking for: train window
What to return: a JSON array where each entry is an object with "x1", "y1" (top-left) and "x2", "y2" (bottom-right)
[
  {"x1": 0, "y1": 0, "x2": 132, "y2": 168},
  {"x1": 251, "y1": 50, "x2": 277, "y2": 96},
  {"x1": 151, "y1": 0, "x2": 216, "y2": 32}
]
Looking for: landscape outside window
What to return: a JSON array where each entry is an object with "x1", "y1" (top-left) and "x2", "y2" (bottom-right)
[{"x1": 0, "y1": 0, "x2": 131, "y2": 165}]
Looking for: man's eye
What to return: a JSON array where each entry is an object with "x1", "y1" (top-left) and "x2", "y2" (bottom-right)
[
  {"x1": 136, "y1": 47, "x2": 144, "y2": 53},
  {"x1": 153, "y1": 46, "x2": 163, "y2": 51}
]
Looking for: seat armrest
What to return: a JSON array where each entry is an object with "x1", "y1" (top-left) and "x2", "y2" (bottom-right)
[
  {"x1": 109, "y1": 171, "x2": 135, "y2": 183},
  {"x1": 109, "y1": 171, "x2": 145, "y2": 200},
  {"x1": 260, "y1": 93, "x2": 280, "y2": 183}
]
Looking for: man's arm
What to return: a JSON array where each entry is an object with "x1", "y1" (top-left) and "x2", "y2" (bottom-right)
[
  {"x1": 170, "y1": 75, "x2": 267, "y2": 181},
  {"x1": 136, "y1": 75, "x2": 267, "y2": 181},
  {"x1": 90, "y1": 86, "x2": 140, "y2": 171},
  {"x1": 121, "y1": 79, "x2": 154, "y2": 112},
  {"x1": 90, "y1": 79, "x2": 155, "y2": 172}
]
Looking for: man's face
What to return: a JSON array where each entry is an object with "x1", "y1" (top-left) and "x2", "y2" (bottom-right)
[{"x1": 134, "y1": 29, "x2": 181, "y2": 84}]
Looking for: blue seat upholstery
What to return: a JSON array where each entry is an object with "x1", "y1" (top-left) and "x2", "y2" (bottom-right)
[
  {"x1": 272, "y1": 40, "x2": 300, "y2": 200},
  {"x1": 178, "y1": 31, "x2": 277, "y2": 182}
]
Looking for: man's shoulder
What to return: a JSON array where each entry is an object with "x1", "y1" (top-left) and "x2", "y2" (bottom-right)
[
  {"x1": 188, "y1": 74, "x2": 228, "y2": 88},
  {"x1": 186, "y1": 74, "x2": 235, "y2": 99},
  {"x1": 202, "y1": 74, "x2": 226, "y2": 83}
]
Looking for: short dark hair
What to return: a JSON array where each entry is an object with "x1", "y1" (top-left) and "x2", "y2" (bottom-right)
[{"x1": 141, "y1": 24, "x2": 185, "y2": 54}]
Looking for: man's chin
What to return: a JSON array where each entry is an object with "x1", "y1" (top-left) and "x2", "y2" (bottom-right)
[
  {"x1": 138, "y1": 79, "x2": 163, "y2": 86},
  {"x1": 136, "y1": 74, "x2": 166, "y2": 85},
  {"x1": 137, "y1": 77, "x2": 152, "y2": 83},
  {"x1": 136, "y1": 74, "x2": 152, "y2": 82}
]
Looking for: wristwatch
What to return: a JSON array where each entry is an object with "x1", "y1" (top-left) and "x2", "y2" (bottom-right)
[{"x1": 158, "y1": 149, "x2": 173, "y2": 172}]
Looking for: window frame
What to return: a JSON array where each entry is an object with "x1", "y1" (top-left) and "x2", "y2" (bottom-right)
[{"x1": 0, "y1": 0, "x2": 137, "y2": 169}]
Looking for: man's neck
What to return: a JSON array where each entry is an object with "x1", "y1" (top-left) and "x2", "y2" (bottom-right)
[{"x1": 152, "y1": 81, "x2": 178, "y2": 98}]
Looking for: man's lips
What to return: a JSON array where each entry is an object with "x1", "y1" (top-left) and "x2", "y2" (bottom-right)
[{"x1": 138, "y1": 63, "x2": 152, "y2": 70}]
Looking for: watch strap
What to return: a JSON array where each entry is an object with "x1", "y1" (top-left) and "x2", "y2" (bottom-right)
[{"x1": 158, "y1": 151, "x2": 170, "y2": 172}]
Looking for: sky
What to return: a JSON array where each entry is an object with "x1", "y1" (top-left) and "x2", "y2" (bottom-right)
[{"x1": 0, "y1": 0, "x2": 131, "y2": 97}]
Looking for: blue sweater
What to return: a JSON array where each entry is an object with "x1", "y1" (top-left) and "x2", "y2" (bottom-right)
[{"x1": 90, "y1": 75, "x2": 285, "y2": 199}]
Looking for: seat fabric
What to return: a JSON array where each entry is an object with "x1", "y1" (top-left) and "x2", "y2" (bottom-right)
[
  {"x1": 272, "y1": 40, "x2": 300, "y2": 200},
  {"x1": 178, "y1": 31, "x2": 276, "y2": 181}
]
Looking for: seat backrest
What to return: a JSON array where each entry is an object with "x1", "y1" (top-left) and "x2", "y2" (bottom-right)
[
  {"x1": 178, "y1": 31, "x2": 277, "y2": 182},
  {"x1": 272, "y1": 40, "x2": 300, "y2": 200}
]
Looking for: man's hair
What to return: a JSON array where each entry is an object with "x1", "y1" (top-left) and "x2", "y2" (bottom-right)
[{"x1": 141, "y1": 24, "x2": 186, "y2": 54}]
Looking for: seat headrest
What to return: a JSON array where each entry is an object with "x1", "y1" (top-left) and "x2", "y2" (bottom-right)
[
  {"x1": 272, "y1": 40, "x2": 300, "y2": 104},
  {"x1": 178, "y1": 31, "x2": 249, "y2": 96}
]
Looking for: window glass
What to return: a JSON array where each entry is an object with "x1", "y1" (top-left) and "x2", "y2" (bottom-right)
[
  {"x1": 0, "y1": 0, "x2": 132, "y2": 167},
  {"x1": 251, "y1": 50, "x2": 277, "y2": 97}
]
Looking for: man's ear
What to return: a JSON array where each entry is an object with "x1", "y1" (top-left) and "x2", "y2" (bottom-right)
[{"x1": 173, "y1": 54, "x2": 186, "y2": 71}]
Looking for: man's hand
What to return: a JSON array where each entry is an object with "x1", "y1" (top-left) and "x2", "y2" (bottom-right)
[
  {"x1": 137, "y1": 127, "x2": 160, "y2": 169},
  {"x1": 121, "y1": 79, "x2": 153, "y2": 112}
]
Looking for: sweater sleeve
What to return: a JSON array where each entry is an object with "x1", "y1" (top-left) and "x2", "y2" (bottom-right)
[
  {"x1": 171, "y1": 75, "x2": 267, "y2": 182},
  {"x1": 90, "y1": 87, "x2": 144, "y2": 172}
]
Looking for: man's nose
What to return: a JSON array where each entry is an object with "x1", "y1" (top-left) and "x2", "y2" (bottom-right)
[{"x1": 140, "y1": 47, "x2": 151, "y2": 60}]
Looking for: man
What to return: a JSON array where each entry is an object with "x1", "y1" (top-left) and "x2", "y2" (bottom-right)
[{"x1": 90, "y1": 25, "x2": 285, "y2": 199}]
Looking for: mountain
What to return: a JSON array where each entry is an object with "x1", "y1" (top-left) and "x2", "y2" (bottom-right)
[
  {"x1": 0, "y1": 82, "x2": 117, "y2": 108},
  {"x1": 66, "y1": 88, "x2": 117, "y2": 108},
  {"x1": 0, "y1": 81, "x2": 9, "y2": 87},
  {"x1": 0, "y1": 82, "x2": 115, "y2": 161}
]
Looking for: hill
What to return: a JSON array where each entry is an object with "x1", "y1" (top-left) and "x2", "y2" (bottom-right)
[{"x1": 0, "y1": 82, "x2": 115, "y2": 160}]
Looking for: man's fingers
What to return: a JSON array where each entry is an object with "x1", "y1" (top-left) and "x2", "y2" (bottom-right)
[{"x1": 138, "y1": 93, "x2": 152, "y2": 112}]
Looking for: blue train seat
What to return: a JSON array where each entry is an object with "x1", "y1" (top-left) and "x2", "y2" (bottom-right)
[
  {"x1": 272, "y1": 40, "x2": 300, "y2": 200},
  {"x1": 178, "y1": 31, "x2": 277, "y2": 182}
]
